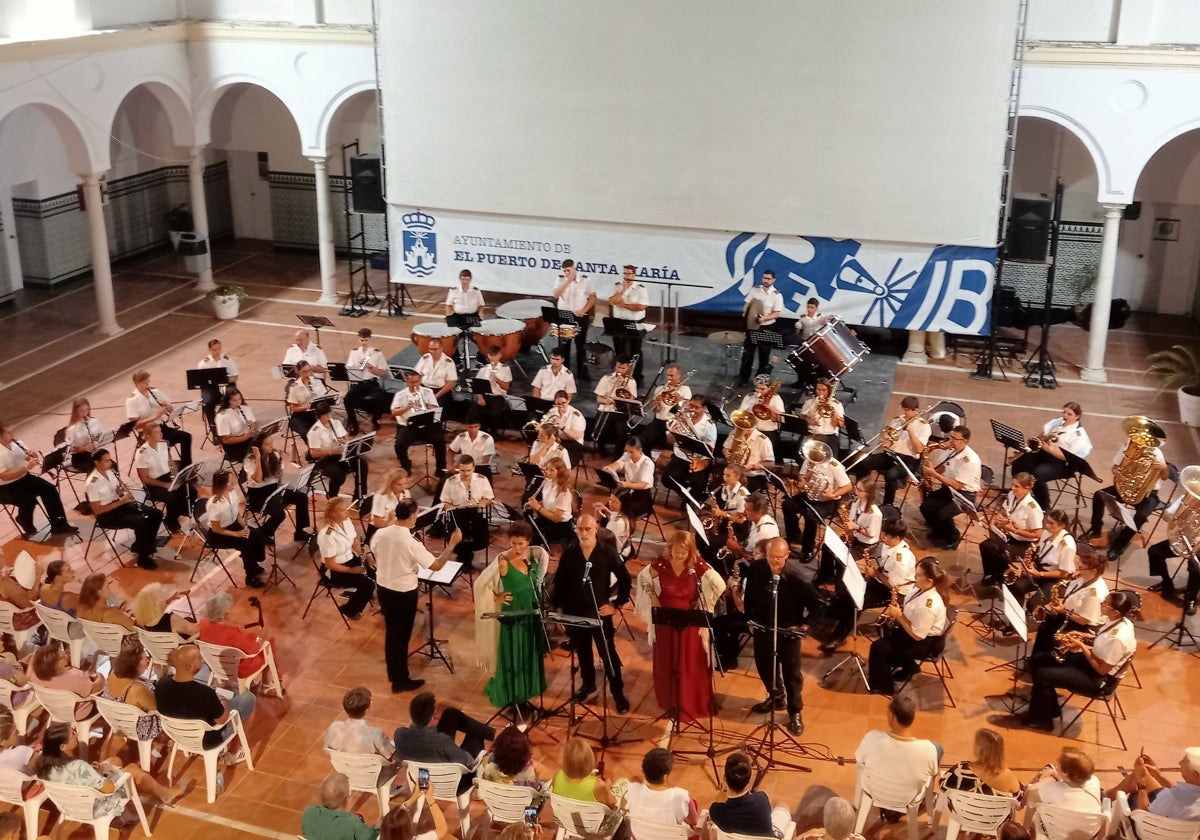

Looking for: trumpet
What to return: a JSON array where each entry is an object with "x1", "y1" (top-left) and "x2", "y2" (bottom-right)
[
  {"x1": 815, "y1": 394, "x2": 835, "y2": 419},
  {"x1": 1033, "y1": 580, "x2": 1067, "y2": 622},
  {"x1": 1051, "y1": 627, "x2": 1095, "y2": 663}
]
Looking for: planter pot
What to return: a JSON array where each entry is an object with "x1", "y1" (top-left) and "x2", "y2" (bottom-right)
[
  {"x1": 1178, "y1": 386, "x2": 1200, "y2": 427},
  {"x1": 210, "y1": 295, "x2": 241, "y2": 320}
]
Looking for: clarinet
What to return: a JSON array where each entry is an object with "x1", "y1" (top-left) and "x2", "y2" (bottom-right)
[{"x1": 238, "y1": 406, "x2": 256, "y2": 433}]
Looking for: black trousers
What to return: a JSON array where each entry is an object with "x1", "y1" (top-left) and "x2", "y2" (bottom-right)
[
  {"x1": 752, "y1": 628, "x2": 804, "y2": 714},
  {"x1": 96, "y1": 502, "x2": 162, "y2": 559},
  {"x1": 782, "y1": 494, "x2": 839, "y2": 557},
  {"x1": 611, "y1": 327, "x2": 644, "y2": 380},
  {"x1": 435, "y1": 708, "x2": 496, "y2": 793},
  {"x1": 557, "y1": 316, "x2": 592, "y2": 375},
  {"x1": 1091, "y1": 487, "x2": 1159, "y2": 555},
  {"x1": 326, "y1": 567, "x2": 375, "y2": 616},
  {"x1": 529, "y1": 514, "x2": 574, "y2": 548},
  {"x1": 739, "y1": 336, "x2": 773, "y2": 382},
  {"x1": 850, "y1": 452, "x2": 918, "y2": 507},
  {"x1": 143, "y1": 478, "x2": 188, "y2": 532},
  {"x1": 642, "y1": 419, "x2": 668, "y2": 453},
  {"x1": 343, "y1": 380, "x2": 389, "y2": 433},
  {"x1": 616, "y1": 488, "x2": 653, "y2": 522},
  {"x1": 664, "y1": 455, "x2": 711, "y2": 502},
  {"x1": 0, "y1": 473, "x2": 69, "y2": 532},
  {"x1": 1147, "y1": 540, "x2": 1200, "y2": 601},
  {"x1": 159, "y1": 423, "x2": 192, "y2": 468},
  {"x1": 314, "y1": 455, "x2": 367, "y2": 499},
  {"x1": 476, "y1": 396, "x2": 508, "y2": 437},
  {"x1": 566, "y1": 616, "x2": 624, "y2": 698},
  {"x1": 289, "y1": 410, "x2": 316, "y2": 440},
  {"x1": 591, "y1": 412, "x2": 624, "y2": 458},
  {"x1": 1011, "y1": 452, "x2": 1076, "y2": 512},
  {"x1": 209, "y1": 525, "x2": 268, "y2": 579},
  {"x1": 868, "y1": 626, "x2": 938, "y2": 693},
  {"x1": 394, "y1": 425, "x2": 445, "y2": 473},
  {"x1": 1030, "y1": 613, "x2": 1094, "y2": 657},
  {"x1": 920, "y1": 487, "x2": 974, "y2": 543},
  {"x1": 379, "y1": 586, "x2": 419, "y2": 686},
  {"x1": 979, "y1": 536, "x2": 1031, "y2": 583},
  {"x1": 245, "y1": 484, "x2": 310, "y2": 537},
  {"x1": 1027, "y1": 650, "x2": 1107, "y2": 722},
  {"x1": 827, "y1": 577, "x2": 892, "y2": 642}
]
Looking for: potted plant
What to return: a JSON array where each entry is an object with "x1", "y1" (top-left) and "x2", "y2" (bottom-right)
[
  {"x1": 1147, "y1": 344, "x2": 1200, "y2": 426},
  {"x1": 164, "y1": 203, "x2": 194, "y2": 250},
  {"x1": 206, "y1": 284, "x2": 246, "y2": 320}
]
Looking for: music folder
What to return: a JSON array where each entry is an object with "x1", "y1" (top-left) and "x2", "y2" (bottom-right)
[
  {"x1": 470, "y1": 378, "x2": 495, "y2": 396},
  {"x1": 596, "y1": 468, "x2": 620, "y2": 491}
]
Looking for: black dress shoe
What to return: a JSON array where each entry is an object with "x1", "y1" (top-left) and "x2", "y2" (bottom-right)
[
  {"x1": 941, "y1": 538, "x2": 962, "y2": 551},
  {"x1": 392, "y1": 678, "x2": 425, "y2": 693},
  {"x1": 49, "y1": 521, "x2": 79, "y2": 536},
  {"x1": 818, "y1": 639, "x2": 844, "y2": 654},
  {"x1": 247, "y1": 576, "x2": 267, "y2": 589},
  {"x1": 1107, "y1": 544, "x2": 1125, "y2": 562},
  {"x1": 1020, "y1": 715, "x2": 1055, "y2": 732},
  {"x1": 614, "y1": 694, "x2": 631, "y2": 715},
  {"x1": 1187, "y1": 600, "x2": 1198, "y2": 616},
  {"x1": 1148, "y1": 581, "x2": 1174, "y2": 594},
  {"x1": 571, "y1": 685, "x2": 598, "y2": 704},
  {"x1": 751, "y1": 697, "x2": 786, "y2": 714},
  {"x1": 136, "y1": 556, "x2": 159, "y2": 570},
  {"x1": 788, "y1": 714, "x2": 804, "y2": 736}
]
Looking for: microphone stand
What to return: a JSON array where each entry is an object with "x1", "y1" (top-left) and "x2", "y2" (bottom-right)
[
  {"x1": 580, "y1": 558, "x2": 621, "y2": 773},
  {"x1": 672, "y1": 568, "x2": 726, "y2": 787}
]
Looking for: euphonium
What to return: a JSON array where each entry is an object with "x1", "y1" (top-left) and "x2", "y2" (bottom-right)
[
  {"x1": 797, "y1": 438, "x2": 834, "y2": 497},
  {"x1": 726, "y1": 409, "x2": 757, "y2": 466},
  {"x1": 1114, "y1": 415, "x2": 1167, "y2": 505},
  {"x1": 816, "y1": 395, "x2": 835, "y2": 419},
  {"x1": 1033, "y1": 579, "x2": 1067, "y2": 622},
  {"x1": 751, "y1": 381, "x2": 782, "y2": 421},
  {"x1": 1168, "y1": 465, "x2": 1200, "y2": 558}
]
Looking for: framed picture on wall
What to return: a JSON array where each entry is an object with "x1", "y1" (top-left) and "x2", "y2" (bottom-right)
[{"x1": 1154, "y1": 218, "x2": 1180, "y2": 241}]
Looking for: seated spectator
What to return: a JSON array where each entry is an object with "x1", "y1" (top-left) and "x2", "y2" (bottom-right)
[
  {"x1": 38, "y1": 560, "x2": 79, "y2": 616},
  {"x1": 106, "y1": 640, "x2": 156, "y2": 711},
  {"x1": 76, "y1": 573, "x2": 135, "y2": 629},
  {"x1": 1107, "y1": 747, "x2": 1200, "y2": 821},
  {"x1": 154, "y1": 643, "x2": 254, "y2": 762},
  {"x1": 325, "y1": 686, "x2": 395, "y2": 761},
  {"x1": 380, "y1": 789, "x2": 450, "y2": 840},
  {"x1": 854, "y1": 696, "x2": 939, "y2": 823},
  {"x1": 0, "y1": 552, "x2": 40, "y2": 632},
  {"x1": 801, "y1": 797, "x2": 862, "y2": 840},
  {"x1": 133, "y1": 583, "x2": 198, "y2": 637},
  {"x1": 1024, "y1": 747, "x2": 1104, "y2": 822},
  {"x1": 394, "y1": 691, "x2": 494, "y2": 796},
  {"x1": 623, "y1": 747, "x2": 700, "y2": 828},
  {"x1": 479, "y1": 724, "x2": 539, "y2": 787},
  {"x1": 551, "y1": 737, "x2": 616, "y2": 808},
  {"x1": 29, "y1": 641, "x2": 103, "y2": 719},
  {"x1": 198, "y1": 592, "x2": 275, "y2": 684},
  {"x1": 0, "y1": 653, "x2": 32, "y2": 709},
  {"x1": 708, "y1": 750, "x2": 792, "y2": 838},
  {"x1": 0, "y1": 710, "x2": 34, "y2": 775},
  {"x1": 302, "y1": 772, "x2": 380, "y2": 840},
  {"x1": 940, "y1": 727, "x2": 1023, "y2": 798}
]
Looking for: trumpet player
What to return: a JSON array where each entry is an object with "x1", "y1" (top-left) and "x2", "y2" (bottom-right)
[
  {"x1": 474, "y1": 345, "x2": 512, "y2": 435},
  {"x1": 1010, "y1": 402, "x2": 1092, "y2": 510},
  {"x1": 601, "y1": 436, "x2": 654, "y2": 519},
  {"x1": 531, "y1": 349, "x2": 577, "y2": 401},
  {"x1": 85, "y1": 447, "x2": 161, "y2": 569},
  {"x1": 134, "y1": 423, "x2": 188, "y2": 535},
  {"x1": 1009, "y1": 508, "x2": 1077, "y2": 608},
  {"x1": 781, "y1": 440, "x2": 852, "y2": 566},
  {"x1": 979, "y1": 473, "x2": 1043, "y2": 586},
  {"x1": 552, "y1": 259, "x2": 596, "y2": 380},
  {"x1": 285, "y1": 360, "x2": 331, "y2": 439},
  {"x1": 799, "y1": 379, "x2": 844, "y2": 453},
  {"x1": 664, "y1": 395, "x2": 717, "y2": 500},
  {"x1": 592, "y1": 354, "x2": 636, "y2": 457},
  {"x1": 646, "y1": 364, "x2": 691, "y2": 451},
  {"x1": 0, "y1": 419, "x2": 77, "y2": 539},
  {"x1": 1022, "y1": 590, "x2": 1138, "y2": 732},
  {"x1": 918, "y1": 425, "x2": 982, "y2": 551},
  {"x1": 737, "y1": 269, "x2": 783, "y2": 385},
  {"x1": 1086, "y1": 433, "x2": 1168, "y2": 562},
  {"x1": 1030, "y1": 550, "x2": 1108, "y2": 656},
  {"x1": 867, "y1": 557, "x2": 949, "y2": 697},
  {"x1": 215, "y1": 387, "x2": 256, "y2": 463},
  {"x1": 343, "y1": 327, "x2": 391, "y2": 435},
  {"x1": 609, "y1": 265, "x2": 648, "y2": 377},
  {"x1": 415, "y1": 338, "x2": 458, "y2": 407},
  {"x1": 390, "y1": 371, "x2": 442, "y2": 475},
  {"x1": 126, "y1": 370, "x2": 192, "y2": 468},
  {"x1": 544, "y1": 391, "x2": 586, "y2": 445},
  {"x1": 848, "y1": 396, "x2": 931, "y2": 507}
]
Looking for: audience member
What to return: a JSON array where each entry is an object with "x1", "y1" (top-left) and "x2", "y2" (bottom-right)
[
  {"x1": 0, "y1": 552, "x2": 40, "y2": 632},
  {"x1": 0, "y1": 812, "x2": 20, "y2": 840},
  {"x1": 394, "y1": 691, "x2": 494, "y2": 796},
  {"x1": 1024, "y1": 747, "x2": 1104, "y2": 822},
  {"x1": 198, "y1": 592, "x2": 274, "y2": 683},
  {"x1": 0, "y1": 710, "x2": 34, "y2": 775},
  {"x1": 133, "y1": 583, "x2": 198, "y2": 637},
  {"x1": 29, "y1": 641, "x2": 103, "y2": 718},
  {"x1": 480, "y1": 724, "x2": 539, "y2": 787},
  {"x1": 801, "y1": 797, "x2": 862, "y2": 840},
  {"x1": 708, "y1": 750, "x2": 792, "y2": 838},
  {"x1": 106, "y1": 640, "x2": 156, "y2": 711},
  {"x1": 940, "y1": 727, "x2": 1023, "y2": 798},
  {"x1": 551, "y1": 738, "x2": 616, "y2": 808},
  {"x1": 622, "y1": 747, "x2": 700, "y2": 828},
  {"x1": 379, "y1": 789, "x2": 450, "y2": 840},
  {"x1": 155, "y1": 644, "x2": 254, "y2": 762},
  {"x1": 853, "y1": 696, "x2": 939, "y2": 823},
  {"x1": 325, "y1": 686, "x2": 396, "y2": 762},
  {"x1": 1107, "y1": 747, "x2": 1200, "y2": 820},
  {"x1": 39, "y1": 560, "x2": 79, "y2": 616},
  {"x1": 301, "y1": 772, "x2": 380, "y2": 840},
  {"x1": 76, "y1": 573, "x2": 134, "y2": 629}
]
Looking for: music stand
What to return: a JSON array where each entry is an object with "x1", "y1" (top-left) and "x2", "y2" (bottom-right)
[
  {"x1": 255, "y1": 418, "x2": 286, "y2": 443},
  {"x1": 745, "y1": 328, "x2": 784, "y2": 375},
  {"x1": 406, "y1": 412, "x2": 441, "y2": 491},
  {"x1": 541, "y1": 306, "x2": 579, "y2": 337},
  {"x1": 819, "y1": 530, "x2": 871, "y2": 692},
  {"x1": 541, "y1": 611, "x2": 617, "y2": 768},
  {"x1": 596, "y1": 468, "x2": 619, "y2": 493},
  {"x1": 169, "y1": 462, "x2": 208, "y2": 560},
  {"x1": 327, "y1": 362, "x2": 353, "y2": 384},
  {"x1": 1099, "y1": 491, "x2": 1139, "y2": 588},
  {"x1": 297, "y1": 315, "x2": 335, "y2": 347},
  {"x1": 525, "y1": 396, "x2": 554, "y2": 417},
  {"x1": 342, "y1": 432, "x2": 375, "y2": 497},
  {"x1": 446, "y1": 313, "x2": 483, "y2": 372},
  {"x1": 614, "y1": 397, "x2": 643, "y2": 432},
  {"x1": 186, "y1": 367, "x2": 228, "y2": 394},
  {"x1": 415, "y1": 560, "x2": 464, "y2": 673},
  {"x1": 258, "y1": 485, "x2": 297, "y2": 591},
  {"x1": 990, "y1": 419, "x2": 1026, "y2": 491}
]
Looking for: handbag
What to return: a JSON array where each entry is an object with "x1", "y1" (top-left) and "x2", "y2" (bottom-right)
[{"x1": 135, "y1": 712, "x2": 161, "y2": 740}]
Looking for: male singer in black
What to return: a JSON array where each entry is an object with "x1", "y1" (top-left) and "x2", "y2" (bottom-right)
[
  {"x1": 550, "y1": 515, "x2": 632, "y2": 714},
  {"x1": 730, "y1": 536, "x2": 821, "y2": 736}
]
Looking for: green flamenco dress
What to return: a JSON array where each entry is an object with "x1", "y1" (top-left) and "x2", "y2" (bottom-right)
[{"x1": 484, "y1": 557, "x2": 549, "y2": 707}]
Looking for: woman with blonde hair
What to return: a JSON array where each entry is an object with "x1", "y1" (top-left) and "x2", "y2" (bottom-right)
[
  {"x1": 526, "y1": 456, "x2": 574, "y2": 546},
  {"x1": 133, "y1": 583, "x2": 197, "y2": 638},
  {"x1": 370, "y1": 467, "x2": 412, "y2": 535},
  {"x1": 551, "y1": 738, "x2": 615, "y2": 807},
  {"x1": 65, "y1": 397, "x2": 107, "y2": 471},
  {"x1": 317, "y1": 496, "x2": 374, "y2": 621},
  {"x1": 940, "y1": 726, "x2": 1023, "y2": 798}
]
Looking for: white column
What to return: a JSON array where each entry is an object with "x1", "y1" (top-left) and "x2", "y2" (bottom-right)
[
  {"x1": 903, "y1": 330, "x2": 928, "y2": 365},
  {"x1": 81, "y1": 174, "x2": 121, "y2": 337},
  {"x1": 1080, "y1": 203, "x2": 1126, "y2": 383},
  {"x1": 927, "y1": 331, "x2": 946, "y2": 360},
  {"x1": 187, "y1": 146, "x2": 216, "y2": 292},
  {"x1": 309, "y1": 156, "x2": 339, "y2": 304}
]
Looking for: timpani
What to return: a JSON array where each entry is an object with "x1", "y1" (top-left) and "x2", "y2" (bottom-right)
[
  {"x1": 411, "y1": 322, "x2": 460, "y2": 356},
  {"x1": 471, "y1": 319, "x2": 525, "y2": 361},
  {"x1": 496, "y1": 299, "x2": 552, "y2": 351}
]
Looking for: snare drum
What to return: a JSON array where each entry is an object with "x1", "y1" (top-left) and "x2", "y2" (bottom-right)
[
  {"x1": 786, "y1": 317, "x2": 868, "y2": 379},
  {"x1": 496, "y1": 299, "x2": 552, "y2": 350},
  {"x1": 550, "y1": 325, "x2": 579, "y2": 341},
  {"x1": 470, "y1": 319, "x2": 524, "y2": 361},
  {"x1": 411, "y1": 323, "x2": 460, "y2": 356}
]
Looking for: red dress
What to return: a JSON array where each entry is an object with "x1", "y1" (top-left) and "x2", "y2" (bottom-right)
[{"x1": 652, "y1": 559, "x2": 713, "y2": 723}]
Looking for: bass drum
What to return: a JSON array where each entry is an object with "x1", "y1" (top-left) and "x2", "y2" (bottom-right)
[{"x1": 786, "y1": 317, "x2": 868, "y2": 380}]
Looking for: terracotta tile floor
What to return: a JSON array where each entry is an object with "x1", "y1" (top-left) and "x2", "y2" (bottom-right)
[{"x1": 1, "y1": 240, "x2": 1200, "y2": 839}]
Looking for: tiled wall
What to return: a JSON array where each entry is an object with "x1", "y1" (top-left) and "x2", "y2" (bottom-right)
[
  {"x1": 0, "y1": 212, "x2": 10, "y2": 302},
  {"x1": 1002, "y1": 221, "x2": 1102, "y2": 309},
  {"x1": 268, "y1": 171, "x2": 388, "y2": 253},
  {"x1": 10, "y1": 162, "x2": 233, "y2": 288}
]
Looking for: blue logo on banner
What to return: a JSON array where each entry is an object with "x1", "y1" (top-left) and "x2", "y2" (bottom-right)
[{"x1": 402, "y1": 211, "x2": 438, "y2": 277}]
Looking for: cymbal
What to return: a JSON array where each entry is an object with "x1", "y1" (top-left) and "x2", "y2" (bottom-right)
[{"x1": 708, "y1": 330, "x2": 745, "y2": 346}]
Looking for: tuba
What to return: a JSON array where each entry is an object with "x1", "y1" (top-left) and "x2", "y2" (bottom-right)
[
  {"x1": 751, "y1": 380, "x2": 782, "y2": 420},
  {"x1": 744, "y1": 297, "x2": 765, "y2": 330},
  {"x1": 798, "y1": 438, "x2": 834, "y2": 497},
  {"x1": 726, "y1": 410, "x2": 758, "y2": 466},
  {"x1": 1114, "y1": 415, "x2": 1167, "y2": 505},
  {"x1": 1168, "y1": 465, "x2": 1200, "y2": 558}
]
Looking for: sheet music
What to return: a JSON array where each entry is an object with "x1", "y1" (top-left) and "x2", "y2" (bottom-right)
[
  {"x1": 829, "y1": 532, "x2": 866, "y2": 610},
  {"x1": 419, "y1": 560, "x2": 463, "y2": 585},
  {"x1": 686, "y1": 506, "x2": 709, "y2": 545},
  {"x1": 169, "y1": 400, "x2": 201, "y2": 423},
  {"x1": 1001, "y1": 584, "x2": 1028, "y2": 639}
]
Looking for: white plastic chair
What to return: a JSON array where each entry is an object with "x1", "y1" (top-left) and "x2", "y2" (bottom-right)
[
  {"x1": 940, "y1": 790, "x2": 1019, "y2": 840},
  {"x1": 160, "y1": 710, "x2": 255, "y2": 803},
  {"x1": 0, "y1": 765, "x2": 48, "y2": 840},
  {"x1": 41, "y1": 770, "x2": 151, "y2": 838},
  {"x1": 78, "y1": 618, "x2": 134, "y2": 661},
  {"x1": 550, "y1": 791, "x2": 622, "y2": 840},
  {"x1": 327, "y1": 749, "x2": 398, "y2": 818},
  {"x1": 476, "y1": 778, "x2": 536, "y2": 827},
  {"x1": 1033, "y1": 802, "x2": 1110, "y2": 840},
  {"x1": 0, "y1": 678, "x2": 42, "y2": 735},
  {"x1": 1114, "y1": 792, "x2": 1200, "y2": 840},
  {"x1": 136, "y1": 628, "x2": 184, "y2": 674},
  {"x1": 630, "y1": 817, "x2": 695, "y2": 840},
  {"x1": 93, "y1": 695, "x2": 157, "y2": 773},
  {"x1": 30, "y1": 685, "x2": 103, "y2": 759},
  {"x1": 32, "y1": 602, "x2": 84, "y2": 667},
  {"x1": 0, "y1": 601, "x2": 40, "y2": 653},
  {"x1": 715, "y1": 823, "x2": 797, "y2": 840},
  {"x1": 854, "y1": 764, "x2": 937, "y2": 840},
  {"x1": 197, "y1": 639, "x2": 284, "y2": 698},
  {"x1": 404, "y1": 760, "x2": 473, "y2": 837}
]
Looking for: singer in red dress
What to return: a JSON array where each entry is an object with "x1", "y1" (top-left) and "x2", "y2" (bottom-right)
[{"x1": 647, "y1": 531, "x2": 723, "y2": 723}]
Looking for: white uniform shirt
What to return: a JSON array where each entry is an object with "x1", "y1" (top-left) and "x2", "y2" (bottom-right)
[
  {"x1": 450, "y1": 432, "x2": 495, "y2": 464},
  {"x1": 556, "y1": 275, "x2": 594, "y2": 314},
  {"x1": 745, "y1": 286, "x2": 783, "y2": 325},
  {"x1": 318, "y1": 520, "x2": 357, "y2": 564},
  {"x1": 370, "y1": 490, "x2": 409, "y2": 520},
  {"x1": 671, "y1": 413, "x2": 716, "y2": 462},
  {"x1": 243, "y1": 453, "x2": 278, "y2": 490},
  {"x1": 892, "y1": 418, "x2": 932, "y2": 460},
  {"x1": 746, "y1": 514, "x2": 780, "y2": 556},
  {"x1": 851, "y1": 499, "x2": 882, "y2": 545},
  {"x1": 445, "y1": 285, "x2": 484, "y2": 314},
  {"x1": 595, "y1": 372, "x2": 638, "y2": 413},
  {"x1": 530, "y1": 440, "x2": 570, "y2": 470},
  {"x1": 740, "y1": 393, "x2": 786, "y2": 433},
  {"x1": 800, "y1": 458, "x2": 850, "y2": 498},
  {"x1": 126, "y1": 388, "x2": 171, "y2": 422},
  {"x1": 206, "y1": 494, "x2": 241, "y2": 529},
  {"x1": 613, "y1": 452, "x2": 654, "y2": 488},
  {"x1": 85, "y1": 470, "x2": 124, "y2": 506},
  {"x1": 880, "y1": 540, "x2": 917, "y2": 593},
  {"x1": 1003, "y1": 492, "x2": 1043, "y2": 543},
  {"x1": 283, "y1": 343, "x2": 328, "y2": 370},
  {"x1": 903, "y1": 586, "x2": 948, "y2": 639},
  {"x1": 1111, "y1": 444, "x2": 1166, "y2": 494},
  {"x1": 935, "y1": 445, "x2": 983, "y2": 493},
  {"x1": 199, "y1": 354, "x2": 239, "y2": 377},
  {"x1": 307, "y1": 419, "x2": 348, "y2": 453},
  {"x1": 440, "y1": 473, "x2": 494, "y2": 507},
  {"x1": 1044, "y1": 418, "x2": 1092, "y2": 459},
  {"x1": 134, "y1": 441, "x2": 171, "y2": 479},
  {"x1": 727, "y1": 430, "x2": 774, "y2": 471},
  {"x1": 1033, "y1": 529, "x2": 1077, "y2": 574},
  {"x1": 286, "y1": 377, "x2": 330, "y2": 408},
  {"x1": 0, "y1": 442, "x2": 31, "y2": 486},
  {"x1": 610, "y1": 280, "x2": 648, "y2": 321},
  {"x1": 652, "y1": 385, "x2": 691, "y2": 421},
  {"x1": 717, "y1": 483, "x2": 749, "y2": 515},
  {"x1": 475, "y1": 362, "x2": 512, "y2": 394},
  {"x1": 796, "y1": 312, "x2": 832, "y2": 340},
  {"x1": 1063, "y1": 575, "x2": 1109, "y2": 626},
  {"x1": 216, "y1": 406, "x2": 256, "y2": 439},
  {"x1": 800, "y1": 396, "x2": 844, "y2": 436},
  {"x1": 371, "y1": 525, "x2": 437, "y2": 592},
  {"x1": 390, "y1": 387, "x2": 438, "y2": 426},
  {"x1": 1091, "y1": 617, "x2": 1137, "y2": 668},
  {"x1": 416, "y1": 354, "x2": 457, "y2": 389},
  {"x1": 532, "y1": 365, "x2": 577, "y2": 397},
  {"x1": 66, "y1": 418, "x2": 105, "y2": 450},
  {"x1": 543, "y1": 406, "x2": 586, "y2": 441},
  {"x1": 347, "y1": 346, "x2": 388, "y2": 378},
  {"x1": 538, "y1": 482, "x2": 573, "y2": 522}
]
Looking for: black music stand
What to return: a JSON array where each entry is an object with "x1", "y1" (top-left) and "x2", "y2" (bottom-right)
[
  {"x1": 414, "y1": 560, "x2": 464, "y2": 673},
  {"x1": 258, "y1": 485, "x2": 297, "y2": 591},
  {"x1": 446, "y1": 313, "x2": 483, "y2": 372},
  {"x1": 327, "y1": 363, "x2": 351, "y2": 383},
  {"x1": 342, "y1": 432, "x2": 375, "y2": 498},
  {"x1": 541, "y1": 611, "x2": 618, "y2": 768},
  {"x1": 745, "y1": 603, "x2": 815, "y2": 785},
  {"x1": 185, "y1": 368, "x2": 228, "y2": 394},
  {"x1": 407, "y1": 412, "x2": 441, "y2": 492},
  {"x1": 298, "y1": 315, "x2": 335, "y2": 347},
  {"x1": 746, "y1": 328, "x2": 785, "y2": 370},
  {"x1": 990, "y1": 419, "x2": 1026, "y2": 492},
  {"x1": 541, "y1": 306, "x2": 578, "y2": 340}
]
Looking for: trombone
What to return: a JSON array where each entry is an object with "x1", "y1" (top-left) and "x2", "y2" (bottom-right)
[{"x1": 843, "y1": 404, "x2": 935, "y2": 471}]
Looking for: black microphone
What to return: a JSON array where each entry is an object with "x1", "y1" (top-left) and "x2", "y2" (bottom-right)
[{"x1": 583, "y1": 559, "x2": 592, "y2": 583}]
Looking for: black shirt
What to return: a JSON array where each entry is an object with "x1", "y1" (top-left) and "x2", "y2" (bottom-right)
[
  {"x1": 551, "y1": 540, "x2": 630, "y2": 617},
  {"x1": 709, "y1": 790, "x2": 777, "y2": 837},
  {"x1": 155, "y1": 677, "x2": 227, "y2": 747},
  {"x1": 742, "y1": 557, "x2": 821, "y2": 629}
]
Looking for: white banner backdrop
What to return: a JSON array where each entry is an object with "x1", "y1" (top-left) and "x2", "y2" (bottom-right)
[{"x1": 389, "y1": 206, "x2": 997, "y2": 336}]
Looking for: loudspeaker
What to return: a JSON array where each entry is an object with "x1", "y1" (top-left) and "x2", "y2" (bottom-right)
[
  {"x1": 1123, "y1": 201, "x2": 1142, "y2": 221},
  {"x1": 349, "y1": 155, "x2": 385, "y2": 214},
  {"x1": 1006, "y1": 196, "x2": 1051, "y2": 262}
]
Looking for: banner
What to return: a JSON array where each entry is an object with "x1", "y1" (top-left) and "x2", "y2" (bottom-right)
[{"x1": 390, "y1": 206, "x2": 997, "y2": 335}]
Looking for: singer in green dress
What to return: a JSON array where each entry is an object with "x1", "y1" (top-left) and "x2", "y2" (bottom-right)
[{"x1": 484, "y1": 523, "x2": 549, "y2": 709}]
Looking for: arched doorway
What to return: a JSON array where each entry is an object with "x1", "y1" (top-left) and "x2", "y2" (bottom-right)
[{"x1": 323, "y1": 89, "x2": 383, "y2": 252}]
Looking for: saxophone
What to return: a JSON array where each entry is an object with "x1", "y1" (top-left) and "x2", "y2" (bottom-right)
[
  {"x1": 1033, "y1": 579, "x2": 1067, "y2": 622},
  {"x1": 1051, "y1": 627, "x2": 1096, "y2": 663},
  {"x1": 876, "y1": 585, "x2": 901, "y2": 630},
  {"x1": 1113, "y1": 415, "x2": 1167, "y2": 505},
  {"x1": 726, "y1": 410, "x2": 757, "y2": 466},
  {"x1": 1003, "y1": 543, "x2": 1036, "y2": 585}
]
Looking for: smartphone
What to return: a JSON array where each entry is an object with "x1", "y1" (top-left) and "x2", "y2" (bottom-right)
[
  {"x1": 418, "y1": 768, "x2": 430, "y2": 790},
  {"x1": 524, "y1": 805, "x2": 539, "y2": 828}
]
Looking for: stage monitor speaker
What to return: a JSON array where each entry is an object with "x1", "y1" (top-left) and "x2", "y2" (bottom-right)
[
  {"x1": 1006, "y1": 196, "x2": 1051, "y2": 262},
  {"x1": 350, "y1": 155, "x2": 385, "y2": 214},
  {"x1": 1123, "y1": 201, "x2": 1142, "y2": 221}
]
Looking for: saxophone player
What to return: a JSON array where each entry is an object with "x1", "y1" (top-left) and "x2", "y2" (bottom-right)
[
  {"x1": 978, "y1": 473, "x2": 1043, "y2": 586},
  {"x1": 918, "y1": 425, "x2": 982, "y2": 551},
  {"x1": 737, "y1": 270, "x2": 783, "y2": 385},
  {"x1": 1030, "y1": 551, "x2": 1108, "y2": 657},
  {"x1": 663, "y1": 395, "x2": 717, "y2": 500},
  {"x1": 867, "y1": 558, "x2": 948, "y2": 696},
  {"x1": 848, "y1": 396, "x2": 931, "y2": 507},
  {"x1": 592, "y1": 354, "x2": 636, "y2": 457},
  {"x1": 702, "y1": 465, "x2": 751, "y2": 570},
  {"x1": 1085, "y1": 430, "x2": 1168, "y2": 562},
  {"x1": 474, "y1": 346, "x2": 512, "y2": 436},
  {"x1": 722, "y1": 493, "x2": 780, "y2": 564},
  {"x1": 390, "y1": 371, "x2": 442, "y2": 475},
  {"x1": 781, "y1": 440, "x2": 852, "y2": 569},
  {"x1": 1010, "y1": 402, "x2": 1093, "y2": 511},
  {"x1": 646, "y1": 364, "x2": 691, "y2": 451},
  {"x1": 1009, "y1": 509, "x2": 1076, "y2": 609},
  {"x1": 799, "y1": 379, "x2": 844, "y2": 453}
]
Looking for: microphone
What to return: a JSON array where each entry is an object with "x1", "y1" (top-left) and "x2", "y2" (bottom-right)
[
  {"x1": 583, "y1": 560, "x2": 592, "y2": 583},
  {"x1": 771, "y1": 573, "x2": 780, "y2": 595}
]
